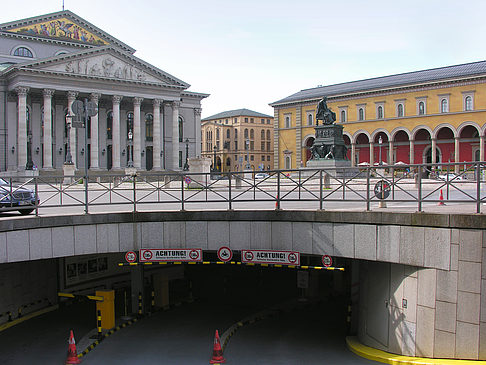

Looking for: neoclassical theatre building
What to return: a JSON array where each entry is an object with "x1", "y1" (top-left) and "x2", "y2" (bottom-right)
[
  {"x1": 270, "y1": 61, "x2": 486, "y2": 171},
  {"x1": 0, "y1": 10, "x2": 208, "y2": 173}
]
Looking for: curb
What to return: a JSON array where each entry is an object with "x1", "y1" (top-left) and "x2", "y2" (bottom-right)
[
  {"x1": 0, "y1": 304, "x2": 59, "y2": 333},
  {"x1": 346, "y1": 336, "x2": 486, "y2": 365}
]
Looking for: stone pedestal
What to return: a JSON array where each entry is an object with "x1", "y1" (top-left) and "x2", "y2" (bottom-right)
[
  {"x1": 187, "y1": 157, "x2": 211, "y2": 188},
  {"x1": 125, "y1": 167, "x2": 137, "y2": 177},
  {"x1": 63, "y1": 163, "x2": 76, "y2": 185}
]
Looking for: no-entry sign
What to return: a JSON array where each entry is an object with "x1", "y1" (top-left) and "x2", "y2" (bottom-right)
[
  {"x1": 241, "y1": 249, "x2": 300, "y2": 265},
  {"x1": 139, "y1": 249, "x2": 202, "y2": 262}
]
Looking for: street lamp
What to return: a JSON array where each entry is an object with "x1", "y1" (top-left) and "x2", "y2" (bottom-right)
[
  {"x1": 378, "y1": 135, "x2": 383, "y2": 166},
  {"x1": 245, "y1": 138, "x2": 250, "y2": 170},
  {"x1": 183, "y1": 138, "x2": 189, "y2": 171},
  {"x1": 127, "y1": 130, "x2": 133, "y2": 168},
  {"x1": 64, "y1": 115, "x2": 73, "y2": 164},
  {"x1": 26, "y1": 130, "x2": 33, "y2": 170}
]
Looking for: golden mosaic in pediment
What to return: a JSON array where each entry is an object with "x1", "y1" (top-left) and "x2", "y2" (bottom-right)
[{"x1": 8, "y1": 17, "x2": 108, "y2": 46}]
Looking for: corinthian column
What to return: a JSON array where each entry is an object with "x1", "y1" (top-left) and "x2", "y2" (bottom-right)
[
  {"x1": 42, "y1": 89, "x2": 55, "y2": 169},
  {"x1": 153, "y1": 99, "x2": 162, "y2": 170},
  {"x1": 16, "y1": 87, "x2": 29, "y2": 170},
  {"x1": 388, "y1": 140, "x2": 394, "y2": 165},
  {"x1": 172, "y1": 101, "x2": 180, "y2": 170},
  {"x1": 194, "y1": 108, "x2": 202, "y2": 157},
  {"x1": 90, "y1": 93, "x2": 101, "y2": 169},
  {"x1": 112, "y1": 95, "x2": 122, "y2": 169},
  {"x1": 133, "y1": 97, "x2": 143, "y2": 168},
  {"x1": 67, "y1": 91, "x2": 78, "y2": 167}
]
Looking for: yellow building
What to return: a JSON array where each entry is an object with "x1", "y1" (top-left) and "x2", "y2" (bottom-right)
[
  {"x1": 201, "y1": 109, "x2": 274, "y2": 172},
  {"x1": 270, "y1": 61, "x2": 486, "y2": 171}
]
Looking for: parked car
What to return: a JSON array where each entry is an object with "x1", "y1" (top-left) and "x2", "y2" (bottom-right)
[
  {"x1": 255, "y1": 173, "x2": 270, "y2": 179},
  {"x1": 0, "y1": 178, "x2": 38, "y2": 215},
  {"x1": 438, "y1": 173, "x2": 466, "y2": 181}
]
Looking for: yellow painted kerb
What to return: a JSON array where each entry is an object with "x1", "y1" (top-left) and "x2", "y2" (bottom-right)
[{"x1": 346, "y1": 336, "x2": 486, "y2": 365}]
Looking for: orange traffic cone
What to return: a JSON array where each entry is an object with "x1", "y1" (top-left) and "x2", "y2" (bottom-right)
[
  {"x1": 438, "y1": 189, "x2": 446, "y2": 206},
  {"x1": 209, "y1": 330, "x2": 226, "y2": 364},
  {"x1": 275, "y1": 195, "x2": 279, "y2": 209},
  {"x1": 65, "y1": 330, "x2": 81, "y2": 364}
]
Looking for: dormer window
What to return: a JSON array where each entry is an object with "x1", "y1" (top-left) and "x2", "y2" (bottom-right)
[{"x1": 13, "y1": 47, "x2": 33, "y2": 58}]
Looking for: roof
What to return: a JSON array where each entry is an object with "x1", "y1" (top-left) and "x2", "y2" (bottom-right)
[
  {"x1": 202, "y1": 108, "x2": 273, "y2": 121},
  {"x1": 0, "y1": 10, "x2": 135, "y2": 53},
  {"x1": 270, "y1": 60, "x2": 486, "y2": 106}
]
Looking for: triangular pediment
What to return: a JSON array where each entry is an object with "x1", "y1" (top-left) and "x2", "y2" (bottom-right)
[
  {"x1": 13, "y1": 47, "x2": 190, "y2": 88},
  {"x1": 0, "y1": 10, "x2": 134, "y2": 53}
]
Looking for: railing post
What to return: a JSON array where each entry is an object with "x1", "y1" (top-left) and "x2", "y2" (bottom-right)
[
  {"x1": 276, "y1": 171, "x2": 281, "y2": 210},
  {"x1": 133, "y1": 174, "x2": 137, "y2": 213},
  {"x1": 228, "y1": 172, "x2": 232, "y2": 211},
  {"x1": 319, "y1": 169, "x2": 323, "y2": 210},
  {"x1": 417, "y1": 165, "x2": 422, "y2": 212},
  {"x1": 34, "y1": 176, "x2": 39, "y2": 217},
  {"x1": 476, "y1": 162, "x2": 481, "y2": 214},
  {"x1": 366, "y1": 168, "x2": 370, "y2": 211},
  {"x1": 181, "y1": 175, "x2": 185, "y2": 211}
]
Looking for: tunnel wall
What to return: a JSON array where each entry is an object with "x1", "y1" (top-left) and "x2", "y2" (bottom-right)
[{"x1": 359, "y1": 227, "x2": 485, "y2": 360}]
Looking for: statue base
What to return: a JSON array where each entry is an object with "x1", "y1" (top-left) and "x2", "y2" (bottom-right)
[{"x1": 302, "y1": 159, "x2": 361, "y2": 179}]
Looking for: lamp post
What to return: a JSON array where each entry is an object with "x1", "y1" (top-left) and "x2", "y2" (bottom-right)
[
  {"x1": 183, "y1": 138, "x2": 189, "y2": 171},
  {"x1": 245, "y1": 138, "x2": 250, "y2": 170},
  {"x1": 213, "y1": 145, "x2": 217, "y2": 172},
  {"x1": 127, "y1": 130, "x2": 133, "y2": 168},
  {"x1": 378, "y1": 135, "x2": 383, "y2": 166},
  {"x1": 26, "y1": 130, "x2": 33, "y2": 170}
]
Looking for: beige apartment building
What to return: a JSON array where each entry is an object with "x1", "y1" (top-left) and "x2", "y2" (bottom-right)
[{"x1": 201, "y1": 109, "x2": 274, "y2": 172}]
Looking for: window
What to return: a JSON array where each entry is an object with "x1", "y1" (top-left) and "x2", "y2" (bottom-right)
[
  {"x1": 261, "y1": 142, "x2": 265, "y2": 151},
  {"x1": 179, "y1": 117, "x2": 184, "y2": 142},
  {"x1": 261, "y1": 130, "x2": 265, "y2": 139},
  {"x1": 267, "y1": 119, "x2": 271, "y2": 124},
  {"x1": 341, "y1": 110, "x2": 346, "y2": 122},
  {"x1": 377, "y1": 106, "x2": 383, "y2": 119},
  {"x1": 250, "y1": 155, "x2": 254, "y2": 161},
  {"x1": 261, "y1": 118, "x2": 265, "y2": 124},
  {"x1": 465, "y1": 96, "x2": 473, "y2": 111},
  {"x1": 250, "y1": 129, "x2": 254, "y2": 139},
  {"x1": 235, "y1": 141, "x2": 238, "y2": 150},
  {"x1": 13, "y1": 47, "x2": 33, "y2": 58},
  {"x1": 266, "y1": 130, "x2": 270, "y2": 140},
  {"x1": 234, "y1": 129, "x2": 238, "y2": 139},
  {"x1": 266, "y1": 142, "x2": 270, "y2": 151},
  {"x1": 285, "y1": 156, "x2": 291, "y2": 169},
  {"x1": 397, "y1": 104, "x2": 404, "y2": 117},
  {"x1": 244, "y1": 129, "x2": 248, "y2": 139},
  {"x1": 440, "y1": 99, "x2": 448, "y2": 113},
  {"x1": 225, "y1": 119, "x2": 229, "y2": 124},
  {"x1": 216, "y1": 128, "x2": 220, "y2": 139},
  {"x1": 234, "y1": 118, "x2": 237, "y2": 123},
  {"x1": 418, "y1": 102, "x2": 425, "y2": 115},
  {"x1": 358, "y1": 108, "x2": 364, "y2": 121},
  {"x1": 261, "y1": 155, "x2": 265, "y2": 161},
  {"x1": 284, "y1": 115, "x2": 291, "y2": 128},
  {"x1": 226, "y1": 129, "x2": 230, "y2": 139},
  {"x1": 250, "y1": 141, "x2": 254, "y2": 150},
  {"x1": 308, "y1": 114, "x2": 313, "y2": 126},
  {"x1": 145, "y1": 114, "x2": 153, "y2": 141},
  {"x1": 107, "y1": 111, "x2": 113, "y2": 139},
  {"x1": 245, "y1": 118, "x2": 248, "y2": 123},
  {"x1": 250, "y1": 118, "x2": 254, "y2": 123}
]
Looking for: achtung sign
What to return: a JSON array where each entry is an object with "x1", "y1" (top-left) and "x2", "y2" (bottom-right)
[
  {"x1": 241, "y1": 249, "x2": 300, "y2": 266},
  {"x1": 139, "y1": 248, "x2": 202, "y2": 262}
]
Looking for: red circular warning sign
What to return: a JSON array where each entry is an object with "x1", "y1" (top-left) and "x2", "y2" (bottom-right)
[
  {"x1": 322, "y1": 255, "x2": 332, "y2": 267},
  {"x1": 142, "y1": 250, "x2": 153, "y2": 261},
  {"x1": 217, "y1": 246, "x2": 233, "y2": 262},
  {"x1": 244, "y1": 251, "x2": 254, "y2": 262},
  {"x1": 125, "y1": 251, "x2": 137, "y2": 263},
  {"x1": 189, "y1": 249, "x2": 200, "y2": 260},
  {"x1": 288, "y1": 252, "x2": 298, "y2": 264}
]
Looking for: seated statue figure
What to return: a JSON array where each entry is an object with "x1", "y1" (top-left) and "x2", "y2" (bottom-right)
[{"x1": 316, "y1": 97, "x2": 336, "y2": 125}]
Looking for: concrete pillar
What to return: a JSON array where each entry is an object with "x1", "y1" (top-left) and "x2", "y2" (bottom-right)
[
  {"x1": 90, "y1": 93, "x2": 100, "y2": 169},
  {"x1": 112, "y1": 95, "x2": 122, "y2": 169},
  {"x1": 351, "y1": 143, "x2": 356, "y2": 167},
  {"x1": 16, "y1": 87, "x2": 29, "y2": 170},
  {"x1": 133, "y1": 97, "x2": 143, "y2": 169},
  {"x1": 369, "y1": 142, "x2": 374, "y2": 166},
  {"x1": 130, "y1": 265, "x2": 144, "y2": 316},
  {"x1": 194, "y1": 108, "x2": 202, "y2": 157},
  {"x1": 172, "y1": 101, "x2": 180, "y2": 170},
  {"x1": 153, "y1": 99, "x2": 161, "y2": 170},
  {"x1": 409, "y1": 139, "x2": 415, "y2": 164},
  {"x1": 431, "y1": 138, "x2": 437, "y2": 165},
  {"x1": 454, "y1": 137, "x2": 460, "y2": 174},
  {"x1": 42, "y1": 89, "x2": 54, "y2": 169},
  {"x1": 67, "y1": 91, "x2": 78, "y2": 167},
  {"x1": 388, "y1": 140, "x2": 394, "y2": 165}
]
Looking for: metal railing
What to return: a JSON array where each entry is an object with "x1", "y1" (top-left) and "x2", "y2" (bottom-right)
[{"x1": 0, "y1": 162, "x2": 485, "y2": 216}]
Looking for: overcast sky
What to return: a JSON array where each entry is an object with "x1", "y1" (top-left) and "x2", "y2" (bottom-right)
[{"x1": 2, "y1": 0, "x2": 486, "y2": 118}]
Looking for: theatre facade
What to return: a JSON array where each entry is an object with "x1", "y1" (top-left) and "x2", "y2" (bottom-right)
[
  {"x1": 270, "y1": 61, "x2": 486, "y2": 172},
  {"x1": 0, "y1": 10, "x2": 208, "y2": 173}
]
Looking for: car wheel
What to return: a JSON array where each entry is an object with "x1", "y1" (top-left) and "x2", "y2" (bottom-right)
[{"x1": 19, "y1": 209, "x2": 34, "y2": 215}]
